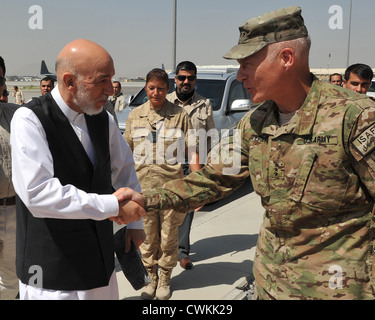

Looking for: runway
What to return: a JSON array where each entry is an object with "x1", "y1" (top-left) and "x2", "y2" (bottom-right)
[{"x1": 5, "y1": 81, "x2": 145, "y2": 104}]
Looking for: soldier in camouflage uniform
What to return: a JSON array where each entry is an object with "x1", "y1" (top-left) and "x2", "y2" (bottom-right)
[{"x1": 122, "y1": 6, "x2": 375, "y2": 299}]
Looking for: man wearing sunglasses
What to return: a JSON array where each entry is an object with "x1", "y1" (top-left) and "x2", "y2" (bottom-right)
[
  {"x1": 167, "y1": 61, "x2": 215, "y2": 271},
  {"x1": 0, "y1": 56, "x2": 19, "y2": 300}
]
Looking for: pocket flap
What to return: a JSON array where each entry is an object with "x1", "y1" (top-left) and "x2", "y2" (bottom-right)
[{"x1": 289, "y1": 148, "x2": 317, "y2": 202}]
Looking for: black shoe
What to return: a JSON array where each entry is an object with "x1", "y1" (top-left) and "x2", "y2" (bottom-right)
[{"x1": 179, "y1": 258, "x2": 193, "y2": 270}]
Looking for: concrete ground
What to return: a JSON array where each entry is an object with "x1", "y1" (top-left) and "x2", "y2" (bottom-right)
[{"x1": 115, "y1": 178, "x2": 264, "y2": 300}]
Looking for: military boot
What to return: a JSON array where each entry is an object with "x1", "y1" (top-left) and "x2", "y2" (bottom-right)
[
  {"x1": 155, "y1": 267, "x2": 172, "y2": 300},
  {"x1": 141, "y1": 266, "x2": 158, "y2": 300}
]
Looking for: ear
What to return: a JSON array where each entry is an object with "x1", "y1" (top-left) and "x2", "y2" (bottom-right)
[
  {"x1": 62, "y1": 72, "x2": 76, "y2": 90},
  {"x1": 279, "y1": 48, "x2": 294, "y2": 70}
]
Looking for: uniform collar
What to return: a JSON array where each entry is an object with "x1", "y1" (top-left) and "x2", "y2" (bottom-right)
[
  {"x1": 114, "y1": 92, "x2": 123, "y2": 98},
  {"x1": 139, "y1": 100, "x2": 176, "y2": 121},
  {"x1": 294, "y1": 75, "x2": 322, "y2": 135},
  {"x1": 261, "y1": 75, "x2": 321, "y2": 137},
  {"x1": 169, "y1": 90, "x2": 199, "y2": 105}
]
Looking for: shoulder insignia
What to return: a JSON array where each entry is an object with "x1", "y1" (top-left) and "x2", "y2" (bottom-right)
[{"x1": 352, "y1": 123, "x2": 375, "y2": 157}]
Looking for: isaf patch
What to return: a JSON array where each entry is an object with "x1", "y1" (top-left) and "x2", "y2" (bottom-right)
[{"x1": 352, "y1": 123, "x2": 375, "y2": 157}]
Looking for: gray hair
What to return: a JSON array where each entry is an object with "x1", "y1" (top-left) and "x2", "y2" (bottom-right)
[
  {"x1": 55, "y1": 58, "x2": 81, "y2": 85},
  {"x1": 266, "y1": 36, "x2": 311, "y2": 63}
]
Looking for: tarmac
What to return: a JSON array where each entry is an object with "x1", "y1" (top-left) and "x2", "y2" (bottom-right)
[
  {"x1": 5, "y1": 81, "x2": 145, "y2": 104},
  {"x1": 115, "y1": 178, "x2": 264, "y2": 301}
]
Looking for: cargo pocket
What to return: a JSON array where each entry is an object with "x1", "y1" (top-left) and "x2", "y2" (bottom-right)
[
  {"x1": 132, "y1": 128, "x2": 153, "y2": 164},
  {"x1": 158, "y1": 128, "x2": 185, "y2": 165},
  {"x1": 289, "y1": 148, "x2": 316, "y2": 202},
  {"x1": 195, "y1": 113, "x2": 208, "y2": 129},
  {"x1": 290, "y1": 147, "x2": 350, "y2": 210}
]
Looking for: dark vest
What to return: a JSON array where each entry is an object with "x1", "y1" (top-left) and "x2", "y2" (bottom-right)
[{"x1": 16, "y1": 93, "x2": 115, "y2": 291}]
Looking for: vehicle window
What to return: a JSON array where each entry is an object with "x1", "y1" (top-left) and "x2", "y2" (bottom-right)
[
  {"x1": 368, "y1": 81, "x2": 375, "y2": 92},
  {"x1": 227, "y1": 80, "x2": 250, "y2": 109},
  {"x1": 130, "y1": 88, "x2": 147, "y2": 106},
  {"x1": 130, "y1": 79, "x2": 226, "y2": 111},
  {"x1": 195, "y1": 80, "x2": 226, "y2": 111}
]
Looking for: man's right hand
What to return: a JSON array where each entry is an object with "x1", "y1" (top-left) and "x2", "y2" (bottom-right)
[{"x1": 111, "y1": 188, "x2": 146, "y2": 225}]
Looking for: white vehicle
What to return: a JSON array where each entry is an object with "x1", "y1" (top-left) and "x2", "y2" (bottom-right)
[
  {"x1": 117, "y1": 71, "x2": 255, "y2": 139},
  {"x1": 367, "y1": 78, "x2": 375, "y2": 98}
]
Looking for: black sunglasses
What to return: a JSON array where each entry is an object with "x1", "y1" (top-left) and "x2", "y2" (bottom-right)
[
  {"x1": 176, "y1": 75, "x2": 196, "y2": 82},
  {"x1": 2, "y1": 90, "x2": 9, "y2": 96},
  {"x1": 0, "y1": 77, "x2": 5, "y2": 86}
]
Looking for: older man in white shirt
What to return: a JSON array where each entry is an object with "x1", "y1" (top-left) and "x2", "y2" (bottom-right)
[{"x1": 10, "y1": 39, "x2": 146, "y2": 300}]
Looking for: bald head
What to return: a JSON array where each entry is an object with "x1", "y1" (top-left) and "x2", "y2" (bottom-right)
[
  {"x1": 56, "y1": 39, "x2": 113, "y2": 80},
  {"x1": 55, "y1": 39, "x2": 115, "y2": 114}
]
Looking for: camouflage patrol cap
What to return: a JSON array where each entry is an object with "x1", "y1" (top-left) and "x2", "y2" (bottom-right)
[{"x1": 223, "y1": 6, "x2": 308, "y2": 60}]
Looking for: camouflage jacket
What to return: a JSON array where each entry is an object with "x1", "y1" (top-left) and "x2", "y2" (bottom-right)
[{"x1": 144, "y1": 77, "x2": 375, "y2": 299}]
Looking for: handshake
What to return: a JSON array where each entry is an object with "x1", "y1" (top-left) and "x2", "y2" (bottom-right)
[{"x1": 110, "y1": 187, "x2": 147, "y2": 225}]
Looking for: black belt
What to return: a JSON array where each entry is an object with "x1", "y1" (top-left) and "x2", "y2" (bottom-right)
[{"x1": 0, "y1": 196, "x2": 16, "y2": 206}]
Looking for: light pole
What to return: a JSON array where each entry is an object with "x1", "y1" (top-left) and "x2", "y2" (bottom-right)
[
  {"x1": 346, "y1": 0, "x2": 352, "y2": 67},
  {"x1": 172, "y1": 0, "x2": 177, "y2": 71}
]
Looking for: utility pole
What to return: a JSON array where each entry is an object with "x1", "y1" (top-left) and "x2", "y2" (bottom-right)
[
  {"x1": 172, "y1": 0, "x2": 177, "y2": 71},
  {"x1": 346, "y1": 0, "x2": 352, "y2": 67}
]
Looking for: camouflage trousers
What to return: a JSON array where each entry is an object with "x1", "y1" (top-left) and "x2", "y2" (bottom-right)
[{"x1": 140, "y1": 209, "x2": 186, "y2": 270}]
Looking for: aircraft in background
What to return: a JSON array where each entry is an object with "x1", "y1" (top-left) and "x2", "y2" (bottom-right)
[{"x1": 40, "y1": 60, "x2": 57, "y2": 81}]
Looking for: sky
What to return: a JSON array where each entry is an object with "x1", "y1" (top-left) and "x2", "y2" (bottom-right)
[{"x1": 1, "y1": 0, "x2": 373, "y2": 78}]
